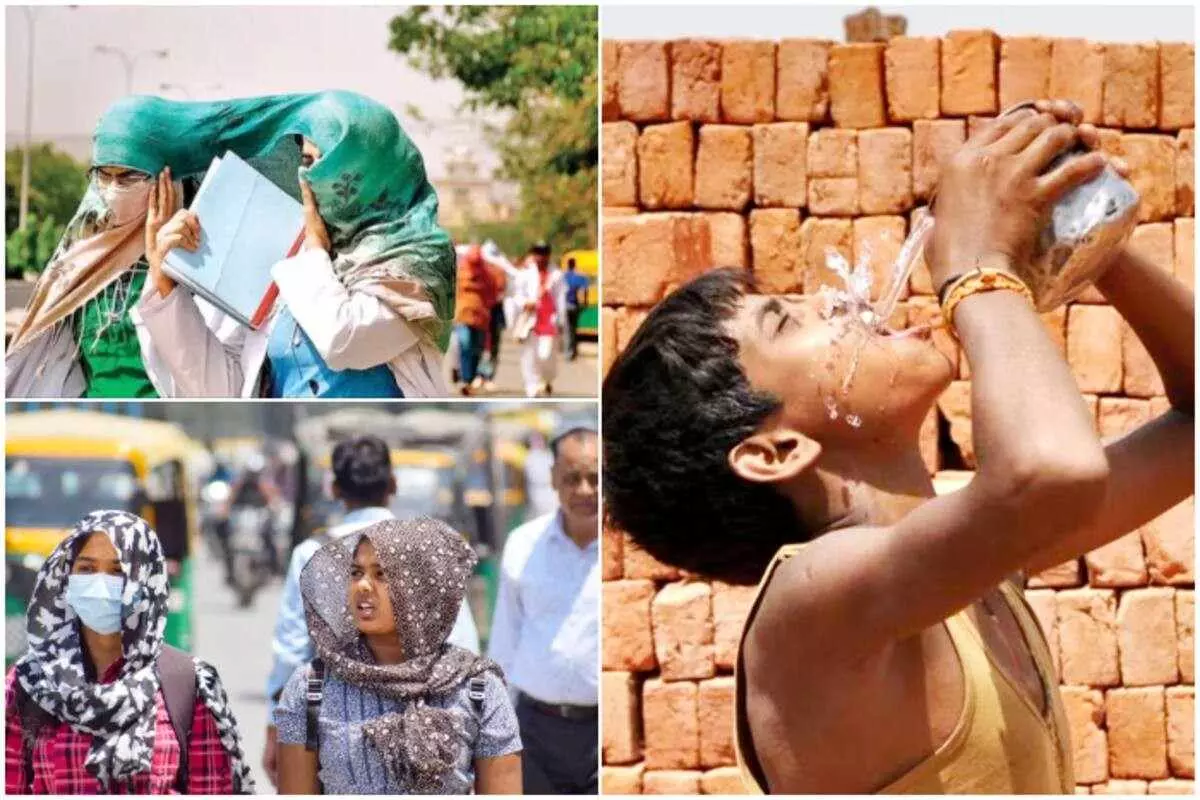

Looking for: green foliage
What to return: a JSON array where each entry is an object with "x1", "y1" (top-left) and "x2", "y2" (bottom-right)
[
  {"x1": 4, "y1": 213, "x2": 64, "y2": 278},
  {"x1": 5, "y1": 143, "x2": 88, "y2": 234},
  {"x1": 389, "y1": 6, "x2": 597, "y2": 252}
]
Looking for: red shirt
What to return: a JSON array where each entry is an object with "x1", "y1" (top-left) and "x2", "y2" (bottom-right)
[
  {"x1": 534, "y1": 270, "x2": 557, "y2": 336},
  {"x1": 5, "y1": 665, "x2": 234, "y2": 795}
]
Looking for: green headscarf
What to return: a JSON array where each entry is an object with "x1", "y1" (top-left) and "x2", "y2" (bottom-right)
[{"x1": 31, "y1": 91, "x2": 455, "y2": 351}]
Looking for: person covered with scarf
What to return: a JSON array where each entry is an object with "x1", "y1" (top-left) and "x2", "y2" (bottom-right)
[
  {"x1": 4, "y1": 510, "x2": 253, "y2": 794},
  {"x1": 6, "y1": 91, "x2": 455, "y2": 399},
  {"x1": 274, "y1": 518, "x2": 522, "y2": 794}
]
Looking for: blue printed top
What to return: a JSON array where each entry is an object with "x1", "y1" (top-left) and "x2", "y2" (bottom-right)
[{"x1": 266, "y1": 305, "x2": 404, "y2": 398}]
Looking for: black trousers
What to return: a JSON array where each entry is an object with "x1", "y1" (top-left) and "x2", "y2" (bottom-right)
[
  {"x1": 564, "y1": 307, "x2": 581, "y2": 359},
  {"x1": 516, "y1": 694, "x2": 598, "y2": 795}
]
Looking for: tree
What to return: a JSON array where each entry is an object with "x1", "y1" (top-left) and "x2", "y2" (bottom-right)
[
  {"x1": 4, "y1": 213, "x2": 64, "y2": 278},
  {"x1": 389, "y1": 6, "x2": 597, "y2": 252},
  {"x1": 5, "y1": 143, "x2": 89, "y2": 235}
]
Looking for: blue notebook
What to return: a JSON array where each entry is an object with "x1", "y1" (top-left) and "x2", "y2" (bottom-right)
[{"x1": 162, "y1": 151, "x2": 305, "y2": 329}]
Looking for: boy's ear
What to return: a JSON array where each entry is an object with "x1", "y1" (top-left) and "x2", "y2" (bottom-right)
[{"x1": 728, "y1": 428, "x2": 821, "y2": 484}]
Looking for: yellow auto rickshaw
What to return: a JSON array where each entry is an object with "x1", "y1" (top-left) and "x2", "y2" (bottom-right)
[
  {"x1": 6, "y1": 411, "x2": 204, "y2": 662},
  {"x1": 562, "y1": 248, "x2": 598, "y2": 337}
]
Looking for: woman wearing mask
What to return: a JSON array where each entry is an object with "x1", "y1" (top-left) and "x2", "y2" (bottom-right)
[
  {"x1": 274, "y1": 517, "x2": 522, "y2": 794},
  {"x1": 6, "y1": 91, "x2": 455, "y2": 399},
  {"x1": 4, "y1": 510, "x2": 253, "y2": 794}
]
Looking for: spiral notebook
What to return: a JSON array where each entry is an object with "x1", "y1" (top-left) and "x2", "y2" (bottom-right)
[{"x1": 162, "y1": 151, "x2": 305, "y2": 329}]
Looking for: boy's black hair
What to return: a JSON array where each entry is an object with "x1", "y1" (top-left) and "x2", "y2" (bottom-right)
[
  {"x1": 331, "y1": 435, "x2": 393, "y2": 505},
  {"x1": 602, "y1": 268, "x2": 802, "y2": 585}
]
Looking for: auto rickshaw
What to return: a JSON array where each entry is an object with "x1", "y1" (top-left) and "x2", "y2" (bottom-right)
[
  {"x1": 562, "y1": 248, "x2": 598, "y2": 338},
  {"x1": 6, "y1": 411, "x2": 204, "y2": 663}
]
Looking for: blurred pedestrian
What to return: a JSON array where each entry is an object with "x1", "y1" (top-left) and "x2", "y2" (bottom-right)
[
  {"x1": 477, "y1": 247, "x2": 510, "y2": 392},
  {"x1": 274, "y1": 519, "x2": 522, "y2": 794},
  {"x1": 523, "y1": 432, "x2": 557, "y2": 520},
  {"x1": 489, "y1": 425, "x2": 599, "y2": 794},
  {"x1": 262, "y1": 435, "x2": 479, "y2": 787},
  {"x1": 516, "y1": 242, "x2": 566, "y2": 397},
  {"x1": 4, "y1": 510, "x2": 253, "y2": 794},
  {"x1": 453, "y1": 244, "x2": 498, "y2": 396},
  {"x1": 562, "y1": 257, "x2": 590, "y2": 361}
]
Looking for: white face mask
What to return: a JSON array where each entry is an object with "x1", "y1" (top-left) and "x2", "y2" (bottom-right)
[{"x1": 98, "y1": 182, "x2": 152, "y2": 226}]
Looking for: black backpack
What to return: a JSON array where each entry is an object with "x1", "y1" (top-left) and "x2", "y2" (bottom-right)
[{"x1": 15, "y1": 645, "x2": 197, "y2": 791}]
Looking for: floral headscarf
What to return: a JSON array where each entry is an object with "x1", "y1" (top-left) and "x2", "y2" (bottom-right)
[
  {"x1": 300, "y1": 517, "x2": 502, "y2": 791},
  {"x1": 12, "y1": 510, "x2": 253, "y2": 792}
]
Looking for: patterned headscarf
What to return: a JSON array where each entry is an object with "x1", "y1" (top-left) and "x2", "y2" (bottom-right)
[
  {"x1": 12, "y1": 510, "x2": 254, "y2": 792},
  {"x1": 300, "y1": 517, "x2": 502, "y2": 792},
  {"x1": 7, "y1": 90, "x2": 455, "y2": 358}
]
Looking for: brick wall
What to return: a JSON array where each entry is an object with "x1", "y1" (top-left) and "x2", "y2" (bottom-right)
[{"x1": 601, "y1": 33, "x2": 1194, "y2": 795}]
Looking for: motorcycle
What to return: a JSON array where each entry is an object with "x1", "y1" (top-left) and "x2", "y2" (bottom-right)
[{"x1": 227, "y1": 506, "x2": 274, "y2": 608}]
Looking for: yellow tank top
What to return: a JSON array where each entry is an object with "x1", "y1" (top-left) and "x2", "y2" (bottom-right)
[{"x1": 734, "y1": 544, "x2": 1074, "y2": 794}]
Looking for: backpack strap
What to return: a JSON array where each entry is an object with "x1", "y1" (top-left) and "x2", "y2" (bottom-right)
[
  {"x1": 157, "y1": 645, "x2": 198, "y2": 792},
  {"x1": 305, "y1": 658, "x2": 325, "y2": 753},
  {"x1": 468, "y1": 676, "x2": 486, "y2": 715}
]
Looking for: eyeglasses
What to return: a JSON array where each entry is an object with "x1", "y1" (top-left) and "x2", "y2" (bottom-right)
[{"x1": 91, "y1": 167, "x2": 152, "y2": 189}]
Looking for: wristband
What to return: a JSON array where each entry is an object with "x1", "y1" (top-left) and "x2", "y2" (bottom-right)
[{"x1": 940, "y1": 267, "x2": 1035, "y2": 336}]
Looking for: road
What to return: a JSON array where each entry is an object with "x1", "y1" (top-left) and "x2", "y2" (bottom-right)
[
  {"x1": 191, "y1": 542, "x2": 282, "y2": 794},
  {"x1": 458, "y1": 329, "x2": 599, "y2": 398}
]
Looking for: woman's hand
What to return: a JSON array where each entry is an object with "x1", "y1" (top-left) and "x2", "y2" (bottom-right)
[
  {"x1": 300, "y1": 181, "x2": 332, "y2": 254},
  {"x1": 928, "y1": 99, "x2": 1108, "y2": 289},
  {"x1": 145, "y1": 168, "x2": 200, "y2": 298}
]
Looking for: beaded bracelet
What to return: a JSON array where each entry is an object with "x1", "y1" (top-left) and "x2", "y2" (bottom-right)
[{"x1": 940, "y1": 267, "x2": 1035, "y2": 337}]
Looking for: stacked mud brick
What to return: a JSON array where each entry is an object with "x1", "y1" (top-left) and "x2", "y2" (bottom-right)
[{"x1": 601, "y1": 33, "x2": 1194, "y2": 795}]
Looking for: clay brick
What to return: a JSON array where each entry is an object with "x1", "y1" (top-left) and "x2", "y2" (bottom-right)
[
  {"x1": 643, "y1": 770, "x2": 701, "y2": 794},
  {"x1": 750, "y1": 209, "x2": 803, "y2": 294},
  {"x1": 694, "y1": 125, "x2": 753, "y2": 211},
  {"x1": 1067, "y1": 305, "x2": 1123, "y2": 394},
  {"x1": 603, "y1": 41, "x2": 621, "y2": 121},
  {"x1": 919, "y1": 405, "x2": 939, "y2": 475},
  {"x1": 1176, "y1": 591, "x2": 1194, "y2": 683},
  {"x1": 967, "y1": 114, "x2": 997, "y2": 139},
  {"x1": 721, "y1": 41, "x2": 775, "y2": 124},
  {"x1": 852, "y1": 216, "x2": 907, "y2": 301},
  {"x1": 829, "y1": 43, "x2": 886, "y2": 128},
  {"x1": 1122, "y1": 135, "x2": 1179, "y2": 223},
  {"x1": 652, "y1": 582, "x2": 716, "y2": 681},
  {"x1": 605, "y1": 207, "x2": 639, "y2": 220},
  {"x1": 808, "y1": 128, "x2": 857, "y2": 177},
  {"x1": 1124, "y1": 326, "x2": 1166, "y2": 399},
  {"x1": 1099, "y1": 398, "x2": 1152, "y2": 440},
  {"x1": 1028, "y1": 558, "x2": 1084, "y2": 589},
  {"x1": 642, "y1": 679, "x2": 699, "y2": 769},
  {"x1": 1094, "y1": 780, "x2": 1148, "y2": 794},
  {"x1": 936, "y1": 380, "x2": 974, "y2": 466},
  {"x1": 1159, "y1": 44, "x2": 1194, "y2": 131},
  {"x1": 777, "y1": 39, "x2": 831, "y2": 122},
  {"x1": 1084, "y1": 394, "x2": 1101, "y2": 429},
  {"x1": 604, "y1": 671, "x2": 644, "y2": 764},
  {"x1": 808, "y1": 178, "x2": 860, "y2": 216},
  {"x1": 602, "y1": 306, "x2": 619, "y2": 373},
  {"x1": 1118, "y1": 588, "x2": 1180, "y2": 686},
  {"x1": 1050, "y1": 39, "x2": 1105, "y2": 124},
  {"x1": 753, "y1": 123, "x2": 809, "y2": 208},
  {"x1": 618, "y1": 42, "x2": 671, "y2": 123},
  {"x1": 1108, "y1": 687, "x2": 1168, "y2": 779},
  {"x1": 603, "y1": 525, "x2": 624, "y2": 580},
  {"x1": 799, "y1": 217, "x2": 853, "y2": 293},
  {"x1": 603, "y1": 214, "x2": 713, "y2": 306},
  {"x1": 1149, "y1": 397, "x2": 1171, "y2": 419},
  {"x1": 1041, "y1": 306, "x2": 1069, "y2": 357},
  {"x1": 884, "y1": 37, "x2": 940, "y2": 121},
  {"x1": 1103, "y1": 43, "x2": 1160, "y2": 130},
  {"x1": 604, "y1": 122, "x2": 639, "y2": 207},
  {"x1": 602, "y1": 764, "x2": 644, "y2": 795},
  {"x1": 625, "y1": 532, "x2": 682, "y2": 581},
  {"x1": 1142, "y1": 498, "x2": 1195, "y2": 586},
  {"x1": 604, "y1": 580, "x2": 658, "y2": 672},
  {"x1": 858, "y1": 128, "x2": 913, "y2": 214},
  {"x1": 941, "y1": 30, "x2": 999, "y2": 116},
  {"x1": 1175, "y1": 219, "x2": 1194, "y2": 289},
  {"x1": 701, "y1": 766, "x2": 747, "y2": 794},
  {"x1": 1177, "y1": 130, "x2": 1193, "y2": 217},
  {"x1": 1062, "y1": 686, "x2": 1109, "y2": 784},
  {"x1": 616, "y1": 308, "x2": 650, "y2": 356},
  {"x1": 1085, "y1": 532, "x2": 1148, "y2": 589},
  {"x1": 1025, "y1": 589, "x2": 1062, "y2": 676},
  {"x1": 713, "y1": 581, "x2": 756, "y2": 670},
  {"x1": 1166, "y1": 686, "x2": 1194, "y2": 778},
  {"x1": 708, "y1": 213, "x2": 748, "y2": 269},
  {"x1": 672, "y1": 40, "x2": 722, "y2": 123},
  {"x1": 638, "y1": 122, "x2": 695, "y2": 210},
  {"x1": 698, "y1": 677, "x2": 735, "y2": 767},
  {"x1": 913, "y1": 119, "x2": 966, "y2": 200},
  {"x1": 999, "y1": 37, "x2": 1052, "y2": 108},
  {"x1": 1148, "y1": 779, "x2": 1195, "y2": 794},
  {"x1": 1057, "y1": 588, "x2": 1120, "y2": 686}
]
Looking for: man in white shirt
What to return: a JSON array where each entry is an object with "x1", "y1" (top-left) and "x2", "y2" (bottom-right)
[
  {"x1": 515, "y1": 241, "x2": 567, "y2": 398},
  {"x1": 261, "y1": 435, "x2": 480, "y2": 786},
  {"x1": 489, "y1": 423, "x2": 599, "y2": 794}
]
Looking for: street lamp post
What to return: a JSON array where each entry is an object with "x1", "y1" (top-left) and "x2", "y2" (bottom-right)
[
  {"x1": 94, "y1": 45, "x2": 169, "y2": 95},
  {"x1": 18, "y1": 8, "x2": 38, "y2": 231}
]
